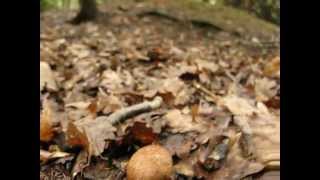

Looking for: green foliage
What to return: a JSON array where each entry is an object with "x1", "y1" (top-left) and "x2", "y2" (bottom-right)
[
  {"x1": 40, "y1": 0, "x2": 64, "y2": 10},
  {"x1": 40, "y1": 0, "x2": 106, "y2": 11}
]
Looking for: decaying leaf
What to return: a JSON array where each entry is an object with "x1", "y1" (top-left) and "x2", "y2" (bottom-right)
[
  {"x1": 130, "y1": 121, "x2": 158, "y2": 145},
  {"x1": 195, "y1": 58, "x2": 219, "y2": 73},
  {"x1": 100, "y1": 70, "x2": 124, "y2": 92},
  {"x1": 263, "y1": 56, "x2": 280, "y2": 78},
  {"x1": 163, "y1": 134, "x2": 194, "y2": 158},
  {"x1": 40, "y1": 149, "x2": 71, "y2": 163},
  {"x1": 66, "y1": 116, "x2": 117, "y2": 156},
  {"x1": 249, "y1": 115, "x2": 280, "y2": 165},
  {"x1": 40, "y1": 61, "x2": 58, "y2": 91},
  {"x1": 65, "y1": 101, "x2": 91, "y2": 109},
  {"x1": 206, "y1": 136, "x2": 265, "y2": 180},
  {"x1": 164, "y1": 109, "x2": 207, "y2": 133},
  {"x1": 97, "y1": 94, "x2": 124, "y2": 114},
  {"x1": 83, "y1": 158, "x2": 125, "y2": 180},
  {"x1": 40, "y1": 98, "x2": 59, "y2": 142},
  {"x1": 159, "y1": 77, "x2": 185, "y2": 97},
  {"x1": 219, "y1": 94, "x2": 256, "y2": 116},
  {"x1": 174, "y1": 159, "x2": 195, "y2": 177},
  {"x1": 254, "y1": 78, "x2": 277, "y2": 102},
  {"x1": 72, "y1": 150, "x2": 90, "y2": 178}
]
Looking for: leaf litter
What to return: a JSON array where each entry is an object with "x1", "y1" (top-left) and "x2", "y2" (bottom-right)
[{"x1": 40, "y1": 4, "x2": 279, "y2": 180}]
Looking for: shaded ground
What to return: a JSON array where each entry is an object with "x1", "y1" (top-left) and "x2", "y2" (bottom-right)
[{"x1": 40, "y1": 2, "x2": 279, "y2": 180}]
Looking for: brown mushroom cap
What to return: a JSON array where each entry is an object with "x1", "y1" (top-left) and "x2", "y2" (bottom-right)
[{"x1": 127, "y1": 144, "x2": 173, "y2": 180}]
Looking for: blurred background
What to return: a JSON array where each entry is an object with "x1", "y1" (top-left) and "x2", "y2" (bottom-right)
[{"x1": 40, "y1": 0, "x2": 280, "y2": 25}]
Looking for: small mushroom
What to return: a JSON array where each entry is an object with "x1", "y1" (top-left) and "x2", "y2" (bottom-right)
[{"x1": 127, "y1": 144, "x2": 173, "y2": 180}]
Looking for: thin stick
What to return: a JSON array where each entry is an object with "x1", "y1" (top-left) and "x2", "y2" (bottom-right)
[
  {"x1": 192, "y1": 81, "x2": 220, "y2": 102},
  {"x1": 108, "y1": 96, "x2": 163, "y2": 125}
]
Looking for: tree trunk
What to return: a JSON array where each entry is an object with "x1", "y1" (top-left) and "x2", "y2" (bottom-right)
[{"x1": 71, "y1": 0, "x2": 98, "y2": 24}]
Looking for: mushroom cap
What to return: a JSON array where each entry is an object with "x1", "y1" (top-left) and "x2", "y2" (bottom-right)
[{"x1": 127, "y1": 144, "x2": 173, "y2": 180}]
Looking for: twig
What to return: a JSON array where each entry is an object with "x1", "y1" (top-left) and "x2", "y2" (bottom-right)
[
  {"x1": 192, "y1": 81, "x2": 220, "y2": 103},
  {"x1": 108, "y1": 96, "x2": 163, "y2": 125}
]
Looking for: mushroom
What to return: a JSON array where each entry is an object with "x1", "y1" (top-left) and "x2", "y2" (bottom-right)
[{"x1": 127, "y1": 144, "x2": 173, "y2": 180}]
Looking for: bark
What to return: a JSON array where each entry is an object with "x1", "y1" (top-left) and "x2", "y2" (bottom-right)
[{"x1": 71, "y1": 0, "x2": 98, "y2": 24}]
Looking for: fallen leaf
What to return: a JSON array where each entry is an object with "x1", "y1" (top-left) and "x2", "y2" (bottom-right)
[
  {"x1": 83, "y1": 158, "x2": 125, "y2": 179},
  {"x1": 219, "y1": 94, "x2": 256, "y2": 116},
  {"x1": 263, "y1": 56, "x2": 280, "y2": 78},
  {"x1": 195, "y1": 58, "x2": 219, "y2": 73},
  {"x1": 206, "y1": 136, "x2": 265, "y2": 179},
  {"x1": 100, "y1": 70, "x2": 124, "y2": 92},
  {"x1": 159, "y1": 77, "x2": 185, "y2": 97},
  {"x1": 65, "y1": 101, "x2": 91, "y2": 109},
  {"x1": 72, "y1": 150, "x2": 90, "y2": 178},
  {"x1": 40, "y1": 61, "x2": 58, "y2": 91},
  {"x1": 164, "y1": 109, "x2": 207, "y2": 133},
  {"x1": 40, "y1": 98, "x2": 59, "y2": 142},
  {"x1": 254, "y1": 78, "x2": 277, "y2": 102},
  {"x1": 98, "y1": 94, "x2": 124, "y2": 114},
  {"x1": 130, "y1": 121, "x2": 158, "y2": 145},
  {"x1": 174, "y1": 159, "x2": 195, "y2": 177},
  {"x1": 40, "y1": 149, "x2": 71, "y2": 163},
  {"x1": 163, "y1": 134, "x2": 194, "y2": 158},
  {"x1": 264, "y1": 96, "x2": 280, "y2": 109},
  {"x1": 66, "y1": 116, "x2": 116, "y2": 156},
  {"x1": 249, "y1": 115, "x2": 280, "y2": 164}
]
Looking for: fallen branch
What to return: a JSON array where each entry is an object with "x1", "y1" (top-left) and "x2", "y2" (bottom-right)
[
  {"x1": 108, "y1": 96, "x2": 163, "y2": 125},
  {"x1": 66, "y1": 96, "x2": 163, "y2": 157}
]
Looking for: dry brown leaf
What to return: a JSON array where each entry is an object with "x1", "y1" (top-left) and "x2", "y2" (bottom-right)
[
  {"x1": 198, "y1": 100, "x2": 215, "y2": 116},
  {"x1": 40, "y1": 61, "x2": 58, "y2": 91},
  {"x1": 264, "y1": 96, "x2": 280, "y2": 109},
  {"x1": 159, "y1": 77, "x2": 185, "y2": 96},
  {"x1": 263, "y1": 56, "x2": 280, "y2": 78},
  {"x1": 168, "y1": 62, "x2": 198, "y2": 77},
  {"x1": 174, "y1": 159, "x2": 195, "y2": 177},
  {"x1": 40, "y1": 98, "x2": 59, "y2": 142},
  {"x1": 98, "y1": 94, "x2": 124, "y2": 114},
  {"x1": 174, "y1": 88, "x2": 192, "y2": 106},
  {"x1": 83, "y1": 158, "x2": 125, "y2": 179},
  {"x1": 163, "y1": 134, "x2": 194, "y2": 158},
  {"x1": 66, "y1": 116, "x2": 116, "y2": 156},
  {"x1": 207, "y1": 136, "x2": 265, "y2": 180},
  {"x1": 130, "y1": 122, "x2": 158, "y2": 145},
  {"x1": 100, "y1": 70, "x2": 124, "y2": 92},
  {"x1": 40, "y1": 149, "x2": 71, "y2": 162},
  {"x1": 65, "y1": 101, "x2": 91, "y2": 109},
  {"x1": 164, "y1": 109, "x2": 207, "y2": 133},
  {"x1": 254, "y1": 78, "x2": 277, "y2": 102},
  {"x1": 195, "y1": 59, "x2": 219, "y2": 73},
  {"x1": 72, "y1": 150, "x2": 90, "y2": 178},
  {"x1": 68, "y1": 43, "x2": 90, "y2": 59},
  {"x1": 249, "y1": 115, "x2": 280, "y2": 164},
  {"x1": 219, "y1": 95, "x2": 257, "y2": 116}
]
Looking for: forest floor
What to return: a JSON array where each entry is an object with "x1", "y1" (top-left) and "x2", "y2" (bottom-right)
[{"x1": 40, "y1": 2, "x2": 280, "y2": 180}]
